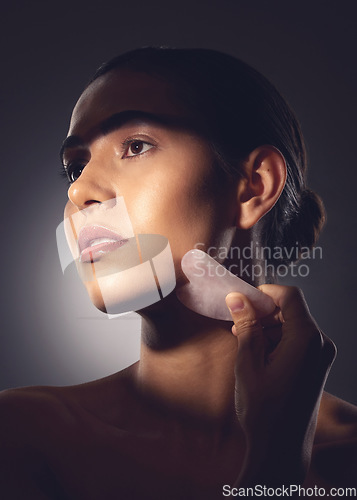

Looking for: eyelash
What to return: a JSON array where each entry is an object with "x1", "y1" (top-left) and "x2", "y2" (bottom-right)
[
  {"x1": 60, "y1": 160, "x2": 87, "y2": 186},
  {"x1": 58, "y1": 164, "x2": 73, "y2": 186},
  {"x1": 121, "y1": 138, "x2": 156, "y2": 159},
  {"x1": 59, "y1": 138, "x2": 156, "y2": 185}
]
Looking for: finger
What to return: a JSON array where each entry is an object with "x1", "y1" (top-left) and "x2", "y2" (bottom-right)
[
  {"x1": 225, "y1": 292, "x2": 265, "y2": 372},
  {"x1": 259, "y1": 285, "x2": 320, "y2": 348},
  {"x1": 259, "y1": 285, "x2": 315, "y2": 327},
  {"x1": 258, "y1": 286, "x2": 324, "y2": 373}
]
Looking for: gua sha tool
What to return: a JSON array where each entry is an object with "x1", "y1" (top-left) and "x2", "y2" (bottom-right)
[{"x1": 176, "y1": 249, "x2": 276, "y2": 320}]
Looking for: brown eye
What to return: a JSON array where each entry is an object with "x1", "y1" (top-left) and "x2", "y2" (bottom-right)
[
  {"x1": 123, "y1": 140, "x2": 155, "y2": 158},
  {"x1": 130, "y1": 141, "x2": 144, "y2": 155}
]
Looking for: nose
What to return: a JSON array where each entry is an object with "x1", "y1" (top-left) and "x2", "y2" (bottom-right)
[{"x1": 67, "y1": 162, "x2": 116, "y2": 210}]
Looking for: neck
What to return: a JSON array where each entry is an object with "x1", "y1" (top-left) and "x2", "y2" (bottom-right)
[{"x1": 134, "y1": 295, "x2": 238, "y2": 423}]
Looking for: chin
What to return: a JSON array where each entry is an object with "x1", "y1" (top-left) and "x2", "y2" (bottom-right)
[
  {"x1": 83, "y1": 259, "x2": 176, "y2": 315},
  {"x1": 75, "y1": 233, "x2": 177, "y2": 315},
  {"x1": 85, "y1": 282, "x2": 107, "y2": 313}
]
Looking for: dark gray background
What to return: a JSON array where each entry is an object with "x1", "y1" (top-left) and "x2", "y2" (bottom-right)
[{"x1": 1, "y1": 0, "x2": 356, "y2": 404}]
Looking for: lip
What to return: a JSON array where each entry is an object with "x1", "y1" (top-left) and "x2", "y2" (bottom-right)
[{"x1": 78, "y1": 225, "x2": 129, "y2": 263}]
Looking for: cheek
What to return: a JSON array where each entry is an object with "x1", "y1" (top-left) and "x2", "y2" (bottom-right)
[
  {"x1": 122, "y1": 166, "x2": 207, "y2": 232},
  {"x1": 122, "y1": 161, "x2": 234, "y2": 261}
]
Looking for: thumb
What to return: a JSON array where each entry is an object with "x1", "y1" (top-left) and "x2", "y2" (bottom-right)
[{"x1": 225, "y1": 292, "x2": 265, "y2": 372}]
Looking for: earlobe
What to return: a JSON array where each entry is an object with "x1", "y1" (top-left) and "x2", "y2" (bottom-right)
[{"x1": 236, "y1": 146, "x2": 287, "y2": 229}]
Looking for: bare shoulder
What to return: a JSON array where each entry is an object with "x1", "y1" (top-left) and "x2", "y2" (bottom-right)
[
  {"x1": 0, "y1": 365, "x2": 136, "y2": 435},
  {"x1": 308, "y1": 392, "x2": 357, "y2": 487},
  {"x1": 0, "y1": 368, "x2": 136, "y2": 498},
  {"x1": 0, "y1": 362, "x2": 138, "y2": 442},
  {"x1": 1, "y1": 384, "x2": 66, "y2": 422},
  {"x1": 0, "y1": 384, "x2": 83, "y2": 455},
  {"x1": 0, "y1": 385, "x2": 77, "y2": 498}
]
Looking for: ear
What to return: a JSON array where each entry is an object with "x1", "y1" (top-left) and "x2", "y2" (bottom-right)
[{"x1": 236, "y1": 146, "x2": 287, "y2": 229}]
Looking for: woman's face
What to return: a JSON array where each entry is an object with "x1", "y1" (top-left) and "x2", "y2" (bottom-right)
[{"x1": 62, "y1": 69, "x2": 238, "y2": 312}]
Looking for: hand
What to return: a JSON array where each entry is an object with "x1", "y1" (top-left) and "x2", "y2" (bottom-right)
[{"x1": 225, "y1": 285, "x2": 336, "y2": 486}]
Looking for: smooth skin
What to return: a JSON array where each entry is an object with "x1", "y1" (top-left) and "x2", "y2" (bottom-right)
[{"x1": 1, "y1": 70, "x2": 356, "y2": 499}]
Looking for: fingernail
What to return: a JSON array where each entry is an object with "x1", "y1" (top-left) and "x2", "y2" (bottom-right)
[{"x1": 226, "y1": 294, "x2": 245, "y2": 312}]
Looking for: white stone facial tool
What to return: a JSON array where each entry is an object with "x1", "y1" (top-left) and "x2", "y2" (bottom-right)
[{"x1": 176, "y1": 249, "x2": 276, "y2": 320}]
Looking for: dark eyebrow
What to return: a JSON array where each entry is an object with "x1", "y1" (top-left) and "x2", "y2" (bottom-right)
[
  {"x1": 59, "y1": 110, "x2": 191, "y2": 165},
  {"x1": 59, "y1": 136, "x2": 83, "y2": 165},
  {"x1": 100, "y1": 110, "x2": 170, "y2": 134}
]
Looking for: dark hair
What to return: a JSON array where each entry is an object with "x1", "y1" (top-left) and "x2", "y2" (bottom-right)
[{"x1": 89, "y1": 47, "x2": 325, "y2": 266}]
